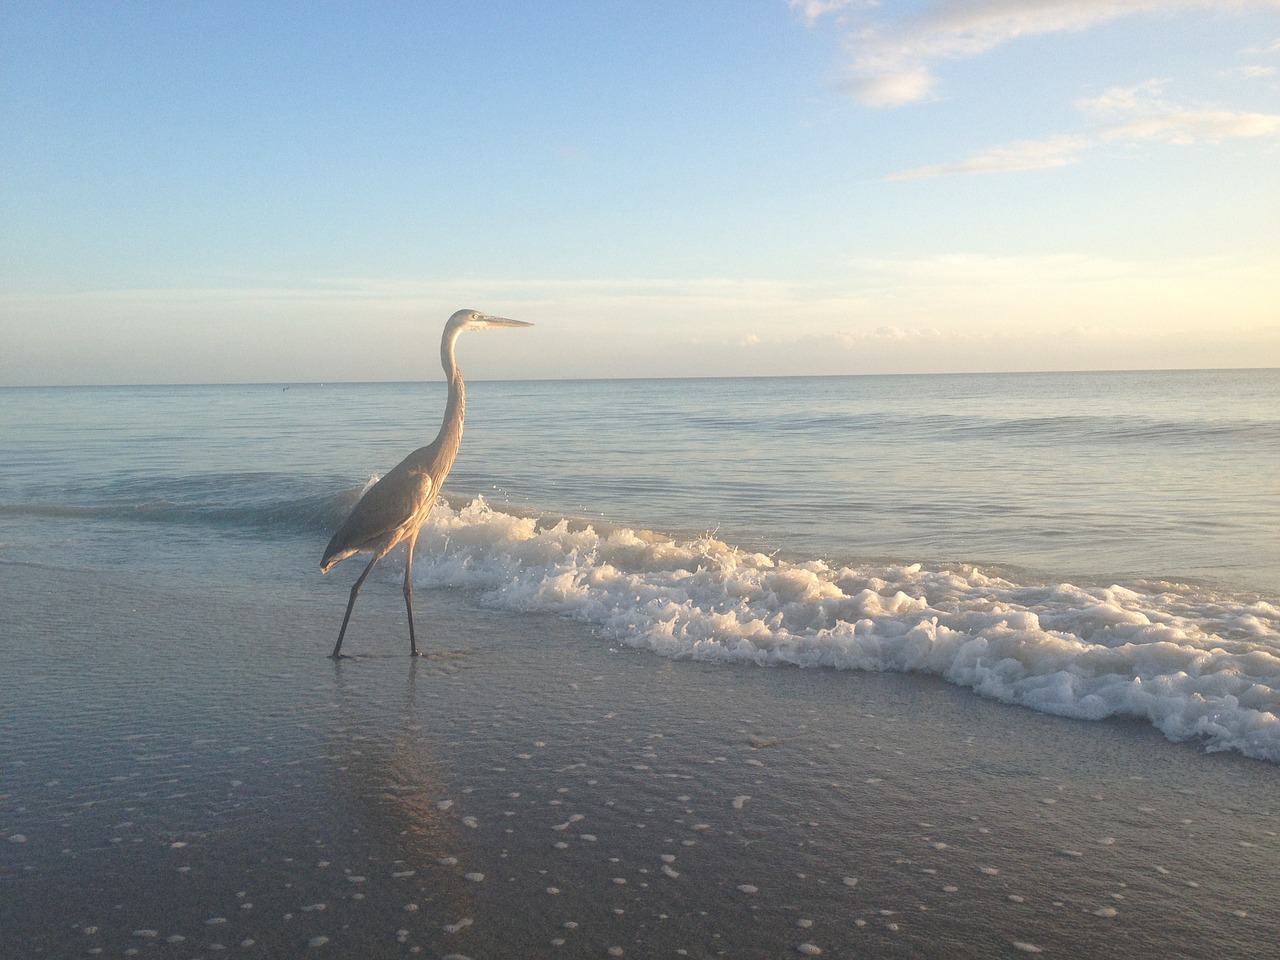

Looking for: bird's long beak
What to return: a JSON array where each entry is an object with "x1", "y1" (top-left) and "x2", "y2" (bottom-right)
[{"x1": 478, "y1": 314, "x2": 534, "y2": 329}]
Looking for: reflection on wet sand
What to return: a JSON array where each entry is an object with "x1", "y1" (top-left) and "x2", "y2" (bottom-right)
[{"x1": 325, "y1": 654, "x2": 491, "y2": 949}]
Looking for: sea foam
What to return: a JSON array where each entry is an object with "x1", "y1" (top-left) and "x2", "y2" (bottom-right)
[{"x1": 415, "y1": 498, "x2": 1280, "y2": 762}]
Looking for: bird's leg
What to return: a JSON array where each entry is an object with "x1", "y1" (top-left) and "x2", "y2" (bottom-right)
[
  {"x1": 403, "y1": 534, "x2": 421, "y2": 657},
  {"x1": 332, "y1": 554, "x2": 380, "y2": 658}
]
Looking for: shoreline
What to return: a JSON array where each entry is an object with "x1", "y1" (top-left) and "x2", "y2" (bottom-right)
[{"x1": 2, "y1": 560, "x2": 1278, "y2": 959}]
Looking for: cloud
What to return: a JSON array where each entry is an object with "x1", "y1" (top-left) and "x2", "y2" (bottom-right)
[
  {"x1": 1103, "y1": 109, "x2": 1280, "y2": 143},
  {"x1": 1086, "y1": 78, "x2": 1280, "y2": 145},
  {"x1": 797, "y1": 0, "x2": 1280, "y2": 107},
  {"x1": 836, "y1": 67, "x2": 937, "y2": 108},
  {"x1": 885, "y1": 134, "x2": 1092, "y2": 179},
  {"x1": 787, "y1": 0, "x2": 858, "y2": 26},
  {"x1": 884, "y1": 78, "x2": 1280, "y2": 178},
  {"x1": 1073, "y1": 77, "x2": 1173, "y2": 114},
  {"x1": 1080, "y1": 78, "x2": 1280, "y2": 142}
]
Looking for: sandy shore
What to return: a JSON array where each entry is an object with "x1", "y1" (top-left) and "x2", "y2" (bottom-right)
[{"x1": 2, "y1": 557, "x2": 1277, "y2": 959}]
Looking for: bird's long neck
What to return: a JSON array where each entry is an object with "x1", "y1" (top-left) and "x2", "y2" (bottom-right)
[{"x1": 434, "y1": 327, "x2": 466, "y2": 461}]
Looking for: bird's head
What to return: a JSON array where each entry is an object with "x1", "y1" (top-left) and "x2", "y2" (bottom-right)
[{"x1": 446, "y1": 308, "x2": 534, "y2": 333}]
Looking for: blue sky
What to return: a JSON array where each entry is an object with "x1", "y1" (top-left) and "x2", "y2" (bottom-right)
[{"x1": 2, "y1": 0, "x2": 1277, "y2": 384}]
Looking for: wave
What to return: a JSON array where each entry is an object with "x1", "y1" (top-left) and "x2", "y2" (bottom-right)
[
  {"x1": 864, "y1": 413, "x2": 1278, "y2": 449},
  {"x1": 682, "y1": 408, "x2": 1280, "y2": 449},
  {"x1": 10, "y1": 472, "x2": 1280, "y2": 762},
  {"x1": 406, "y1": 498, "x2": 1280, "y2": 764},
  {"x1": 940, "y1": 414, "x2": 1280, "y2": 449},
  {"x1": 0, "y1": 472, "x2": 357, "y2": 538}
]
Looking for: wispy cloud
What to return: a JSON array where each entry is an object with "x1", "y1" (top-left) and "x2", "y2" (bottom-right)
[
  {"x1": 1103, "y1": 109, "x2": 1280, "y2": 143},
  {"x1": 885, "y1": 78, "x2": 1280, "y2": 178},
  {"x1": 787, "y1": 0, "x2": 858, "y2": 27},
  {"x1": 798, "y1": 0, "x2": 1280, "y2": 107},
  {"x1": 1073, "y1": 77, "x2": 1173, "y2": 115},
  {"x1": 1079, "y1": 78, "x2": 1280, "y2": 144},
  {"x1": 836, "y1": 67, "x2": 937, "y2": 109},
  {"x1": 885, "y1": 135, "x2": 1092, "y2": 180}
]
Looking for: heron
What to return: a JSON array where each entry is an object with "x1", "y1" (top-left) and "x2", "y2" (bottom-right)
[{"x1": 320, "y1": 308, "x2": 533, "y2": 658}]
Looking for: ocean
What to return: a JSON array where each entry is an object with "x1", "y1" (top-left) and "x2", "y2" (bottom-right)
[
  {"x1": 3, "y1": 369, "x2": 1279, "y2": 958},
  {"x1": 4, "y1": 371, "x2": 1278, "y2": 758}
]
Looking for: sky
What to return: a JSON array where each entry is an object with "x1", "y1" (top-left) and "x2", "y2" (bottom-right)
[{"x1": 2, "y1": 0, "x2": 1278, "y2": 385}]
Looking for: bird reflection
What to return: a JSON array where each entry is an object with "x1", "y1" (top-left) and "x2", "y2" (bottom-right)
[{"x1": 326, "y1": 658, "x2": 460, "y2": 876}]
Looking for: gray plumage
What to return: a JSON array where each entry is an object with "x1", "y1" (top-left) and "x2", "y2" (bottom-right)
[{"x1": 321, "y1": 308, "x2": 532, "y2": 658}]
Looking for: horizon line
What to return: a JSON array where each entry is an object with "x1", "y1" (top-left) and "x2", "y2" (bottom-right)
[{"x1": 3, "y1": 365, "x2": 1278, "y2": 390}]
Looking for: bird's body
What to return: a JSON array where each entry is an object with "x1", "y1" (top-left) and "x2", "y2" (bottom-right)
[{"x1": 321, "y1": 309, "x2": 532, "y2": 658}]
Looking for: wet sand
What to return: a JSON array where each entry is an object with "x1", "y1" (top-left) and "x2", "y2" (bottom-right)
[{"x1": 2, "y1": 558, "x2": 1278, "y2": 959}]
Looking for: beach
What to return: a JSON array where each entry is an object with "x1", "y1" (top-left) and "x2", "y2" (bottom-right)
[{"x1": 4, "y1": 553, "x2": 1276, "y2": 959}]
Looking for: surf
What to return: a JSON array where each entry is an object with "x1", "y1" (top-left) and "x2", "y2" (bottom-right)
[{"x1": 406, "y1": 497, "x2": 1280, "y2": 763}]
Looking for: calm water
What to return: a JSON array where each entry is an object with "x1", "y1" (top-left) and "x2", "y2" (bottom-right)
[{"x1": 2, "y1": 370, "x2": 1279, "y2": 760}]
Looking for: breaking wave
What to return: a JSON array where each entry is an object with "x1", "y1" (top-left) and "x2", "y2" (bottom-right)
[{"x1": 411, "y1": 498, "x2": 1280, "y2": 763}]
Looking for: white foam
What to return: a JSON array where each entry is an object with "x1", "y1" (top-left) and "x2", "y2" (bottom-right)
[{"x1": 415, "y1": 499, "x2": 1280, "y2": 763}]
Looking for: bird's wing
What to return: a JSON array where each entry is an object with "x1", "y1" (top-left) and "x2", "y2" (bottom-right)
[{"x1": 321, "y1": 453, "x2": 437, "y2": 570}]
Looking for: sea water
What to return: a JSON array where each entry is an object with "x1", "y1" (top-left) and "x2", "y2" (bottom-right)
[{"x1": 2, "y1": 370, "x2": 1278, "y2": 761}]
